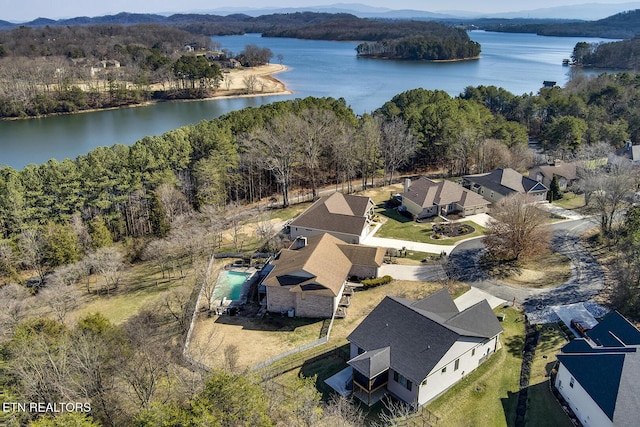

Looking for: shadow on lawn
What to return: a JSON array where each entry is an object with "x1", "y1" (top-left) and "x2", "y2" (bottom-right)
[
  {"x1": 502, "y1": 382, "x2": 573, "y2": 427},
  {"x1": 376, "y1": 203, "x2": 412, "y2": 223},
  {"x1": 504, "y1": 334, "x2": 525, "y2": 357},
  {"x1": 500, "y1": 389, "x2": 518, "y2": 427},
  {"x1": 214, "y1": 311, "x2": 323, "y2": 332}
]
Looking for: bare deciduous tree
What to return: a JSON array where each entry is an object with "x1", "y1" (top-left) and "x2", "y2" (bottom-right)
[
  {"x1": 86, "y1": 247, "x2": 125, "y2": 294},
  {"x1": 0, "y1": 283, "x2": 31, "y2": 338},
  {"x1": 163, "y1": 287, "x2": 192, "y2": 333},
  {"x1": 156, "y1": 182, "x2": 192, "y2": 224},
  {"x1": 18, "y1": 228, "x2": 47, "y2": 285},
  {"x1": 483, "y1": 194, "x2": 551, "y2": 262},
  {"x1": 321, "y1": 394, "x2": 366, "y2": 427},
  {"x1": 40, "y1": 278, "x2": 80, "y2": 323},
  {"x1": 243, "y1": 74, "x2": 258, "y2": 93},
  {"x1": 380, "y1": 117, "x2": 417, "y2": 185},
  {"x1": 575, "y1": 161, "x2": 637, "y2": 237},
  {"x1": 243, "y1": 115, "x2": 300, "y2": 207}
]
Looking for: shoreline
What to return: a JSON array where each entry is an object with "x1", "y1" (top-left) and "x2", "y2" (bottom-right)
[
  {"x1": 357, "y1": 55, "x2": 481, "y2": 63},
  {"x1": 1, "y1": 64, "x2": 293, "y2": 122}
]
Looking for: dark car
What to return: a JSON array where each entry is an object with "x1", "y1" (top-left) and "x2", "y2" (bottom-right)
[{"x1": 570, "y1": 318, "x2": 591, "y2": 337}]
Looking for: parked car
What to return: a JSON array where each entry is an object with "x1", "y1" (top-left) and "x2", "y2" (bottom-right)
[{"x1": 570, "y1": 318, "x2": 591, "y2": 337}]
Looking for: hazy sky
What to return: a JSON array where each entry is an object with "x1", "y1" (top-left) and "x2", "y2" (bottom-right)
[{"x1": 2, "y1": 0, "x2": 633, "y2": 21}]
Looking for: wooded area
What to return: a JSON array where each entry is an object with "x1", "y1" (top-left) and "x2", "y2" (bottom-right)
[
  {"x1": 0, "y1": 24, "x2": 276, "y2": 118},
  {"x1": 484, "y1": 8, "x2": 640, "y2": 39}
]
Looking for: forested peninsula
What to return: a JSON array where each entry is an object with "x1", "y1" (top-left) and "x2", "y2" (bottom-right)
[
  {"x1": 0, "y1": 12, "x2": 481, "y2": 119},
  {"x1": 261, "y1": 17, "x2": 480, "y2": 61}
]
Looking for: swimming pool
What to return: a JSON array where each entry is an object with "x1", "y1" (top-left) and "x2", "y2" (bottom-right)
[{"x1": 213, "y1": 271, "x2": 251, "y2": 301}]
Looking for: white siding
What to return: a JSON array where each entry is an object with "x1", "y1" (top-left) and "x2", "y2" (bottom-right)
[
  {"x1": 388, "y1": 369, "x2": 418, "y2": 404},
  {"x1": 417, "y1": 335, "x2": 499, "y2": 406},
  {"x1": 555, "y1": 362, "x2": 613, "y2": 427}
]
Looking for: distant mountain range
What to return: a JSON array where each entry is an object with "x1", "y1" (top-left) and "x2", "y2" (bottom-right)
[
  {"x1": 2, "y1": 2, "x2": 640, "y2": 31},
  {"x1": 204, "y1": 2, "x2": 640, "y2": 21}
]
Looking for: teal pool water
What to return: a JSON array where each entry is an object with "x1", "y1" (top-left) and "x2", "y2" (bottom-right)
[{"x1": 213, "y1": 271, "x2": 250, "y2": 301}]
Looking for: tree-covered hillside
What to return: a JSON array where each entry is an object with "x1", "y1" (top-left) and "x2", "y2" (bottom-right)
[
  {"x1": 484, "y1": 9, "x2": 640, "y2": 39},
  {"x1": 572, "y1": 38, "x2": 640, "y2": 69}
]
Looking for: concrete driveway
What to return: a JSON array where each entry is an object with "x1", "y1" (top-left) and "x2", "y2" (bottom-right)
[
  {"x1": 537, "y1": 201, "x2": 584, "y2": 221},
  {"x1": 454, "y1": 287, "x2": 507, "y2": 311},
  {"x1": 379, "y1": 264, "x2": 447, "y2": 281}
]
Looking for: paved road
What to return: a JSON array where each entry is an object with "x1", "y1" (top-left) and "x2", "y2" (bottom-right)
[{"x1": 446, "y1": 217, "x2": 604, "y2": 315}]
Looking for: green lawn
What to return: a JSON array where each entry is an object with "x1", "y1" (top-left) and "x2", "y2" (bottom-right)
[
  {"x1": 525, "y1": 324, "x2": 573, "y2": 427},
  {"x1": 375, "y1": 205, "x2": 485, "y2": 245},
  {"x1": 421, "y1": 307, "x2": 524, "y2": 427},
  {"x1": 552, "y1": 192, "x2": 585, "y2": 210}
]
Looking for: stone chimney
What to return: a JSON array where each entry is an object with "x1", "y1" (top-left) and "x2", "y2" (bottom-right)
[{"x1": 404, "y1": 178, "x2": 411, "y2": 193}]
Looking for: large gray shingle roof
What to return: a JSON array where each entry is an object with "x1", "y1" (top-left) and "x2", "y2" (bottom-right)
[
  {"x1": 464, "y1": 168, "x2": 548, "y2": 197},
  {"x1": 348, "y1": 289, "x2": 502, "y2": 383}
]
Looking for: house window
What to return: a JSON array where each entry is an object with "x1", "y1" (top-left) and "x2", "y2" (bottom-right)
[
  {"x1": 441, "y1": 367, "x2": 446, "y2": 374},
  {"x1": 454, "y1": 359, "x2": 460, "y2": 371},
  {"x1": 569, "y1": 377, "x2": 574, "y2": 388},
  {"x1": 394, "y1": 371, "x2": 412, "y2": 391},
  {"x1": 471, "y1": 348, "x2": 476, "y2": 357}
]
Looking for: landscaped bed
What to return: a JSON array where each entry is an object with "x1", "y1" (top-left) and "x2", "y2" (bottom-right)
[{"x1": 375, "y1": 204, "x2": 485, "y2": 245}]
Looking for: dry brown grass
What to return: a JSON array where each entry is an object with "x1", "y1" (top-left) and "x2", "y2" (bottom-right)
[{"x1": 499, "y1": 252, "x2": 572, "y2": 289}]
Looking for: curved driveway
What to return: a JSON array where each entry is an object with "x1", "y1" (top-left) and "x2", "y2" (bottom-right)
[{"x1": 446, "y1": 217, "x2": 604, "y2": 314}]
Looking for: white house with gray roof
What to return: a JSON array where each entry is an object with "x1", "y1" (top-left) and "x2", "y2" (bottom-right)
[
  {"x1": 554, "y1": 311, "x2": 640, "y2": 427},
  {"x1": 462, "y1": 168, "x2": 548, "y2": 203},
  {"x1": 346, "y1": 289, "x2": 503, "y2": 406}
]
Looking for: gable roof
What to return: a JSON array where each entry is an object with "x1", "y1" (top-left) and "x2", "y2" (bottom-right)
[
  {"x1": 347, "y1": 289, "x2": 502, "y2": 383},
  {"x1": 337, "y1": 244, "x2": 385, "y2": 267},
  {"x1": 262, "y1": 234, "x2": 352, "y2": 297},
  {"x1": 349, "y1": 347, "x2": 390, "y2": 378},
  {"x1": 402, "y1": 177, "x2": 489, "y2": 209},
  {"x1": 530, "y1": 162, "x2": 578, "y2": 181},
  {"x1": 587, "y1": 311, "x2": 640, "y2": 348},
  {"x1": 290, "y1": 192, "x2": 373, "y2": 237},
  {"x1": 558, "y1": 352, "x2": 626, "y2": 420},
  {"x1": 557, "y1": 311, "x2": 640, "y2": 422},
  {"x1": 464, "y1": 168, "x2": 548, "y2": 197}
]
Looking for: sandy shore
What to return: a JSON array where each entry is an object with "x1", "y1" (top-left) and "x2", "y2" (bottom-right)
[
  {"x1": 148, "y1": 63, "x2": 292, "y2": 102},
  {"x1": 1, "y1": 64, "x2": 292, "y2": 121}
]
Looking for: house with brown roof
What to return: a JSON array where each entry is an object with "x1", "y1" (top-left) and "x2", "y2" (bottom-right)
[
  {"x1": 343, "y1": 289, "x2": 503, "y2": 406},
  {"x1": 262, "y1": 234, "x2": 385, "y2": 318},
  {"x1": 529, "y1": 161, "x2": 578, "y2": 191},
  {"x1": 289, "y1": 192, "x2": 376, "y2": 244},
  {"x1": 462, "y1": 168, "x2": 548, "y2": 203},
  {"x1": 401, "y1": 177, "x2": 490, "y2": 220}
]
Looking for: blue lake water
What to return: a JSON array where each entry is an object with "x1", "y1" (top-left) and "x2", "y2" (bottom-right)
[{"x1": 0, "y1": 31, "x2": 613, "y2": 169}]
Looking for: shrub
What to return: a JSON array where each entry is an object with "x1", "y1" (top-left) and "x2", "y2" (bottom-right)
[{"x1": 360, "y1": 275, "x2": 393, "y2": 290}]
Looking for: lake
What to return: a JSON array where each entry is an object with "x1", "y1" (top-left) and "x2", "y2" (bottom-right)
[{"x1": 0, "y1": 31, "x2": 613, "y2": 169}]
